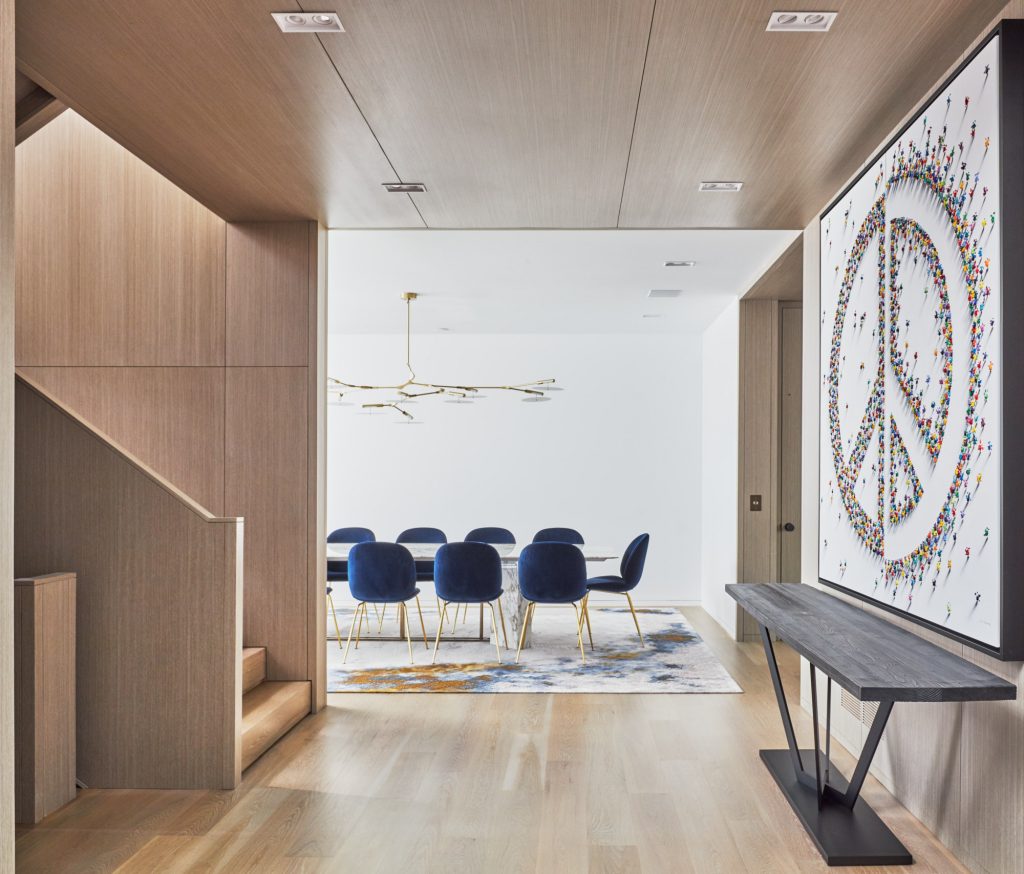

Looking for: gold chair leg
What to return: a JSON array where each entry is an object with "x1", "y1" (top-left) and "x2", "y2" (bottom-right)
[
  {"x1": 572, "y1": 603, "x2": 586, "y2": 664},
  {"x1": 354, "y1": 601, "x2": 367, "y2": 649},
  {"x1": 515, "y1": 601, "x2": 535, "y2": 664},
  {"x1": 415, "y1": 595, "x2": 428, "y2": 648},
  {"x1": 625, "y1": 592, "x2": 644, "y2": 647},
  {"x1": 488, "y1": 602, "x2": 502, "y2": 664},
  {"x1": 327, "y1": 592, "x2": 343, "y2": 648},
  {"x1": 462, "y1": 602, "x2": 469, "y2": 623},
  {"x1": 432, "y1": 601, "x2": 449, "y2": 664},
  {"x1": 342, "y1": 601, "x2": 364, "y2": 664},
  {"x1": 401, "y1": 602, "x2": 414, "y2": 664},
  {"x1": 496, "y1": 597, "x2": 509, "y2": 649},
  {"x1": 377, "y1": 602, "x2": 387, "y2": 633},
  {"x1": 582, "y1": 593, "x2": 594, "y2": 650}
]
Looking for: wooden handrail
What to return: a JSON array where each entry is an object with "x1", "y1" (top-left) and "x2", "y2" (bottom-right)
[{"x1": 15, "y1": 370, "x2": 240, "y2": 524}]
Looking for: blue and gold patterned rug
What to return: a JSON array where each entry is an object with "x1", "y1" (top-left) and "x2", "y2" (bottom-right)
[{"x1": 327, "y1": 606, "x2": 741, "y2": 693}]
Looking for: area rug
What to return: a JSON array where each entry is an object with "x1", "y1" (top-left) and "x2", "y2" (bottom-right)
[{"x1": 327, "y1": 606, "x2": 741, "y2": 693}]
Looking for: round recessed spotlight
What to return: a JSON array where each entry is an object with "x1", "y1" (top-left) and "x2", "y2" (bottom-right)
[
  {"x1": 286, "y1": 14, "x2": 306, "y2": 25},
  {"x1": 803, "y1": 13, "x2": 825, "y2": 25},
  {"x1": 311, "y1": 13, "x2": 334, "y2": 25},
  {"x1": 776, "y1": 13, "x2": 798, "y2": 25}
]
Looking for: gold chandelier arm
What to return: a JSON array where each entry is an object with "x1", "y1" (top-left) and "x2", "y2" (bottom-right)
[{"x1": 362, "y1": 402, "x2": 415, "y2": 420}]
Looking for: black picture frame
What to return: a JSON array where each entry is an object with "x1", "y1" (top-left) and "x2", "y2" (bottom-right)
[{"x1": 818, "y1": 20, "x2": 1024, "y2": 661}]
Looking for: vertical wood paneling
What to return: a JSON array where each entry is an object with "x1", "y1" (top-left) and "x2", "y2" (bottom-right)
[
  {"x1": 126, "y1": 159, "x2": 226, "y2": 365},
  {"x1": 17, "y1": 366, "x2": 226, "y2": 514},
  {"x1": 308, "y1": 222, "x2": 327, "y2": 711},
  {"x1": 226, "y1": 222, "x2": 309, "y2": 366},
  {"x1": 15, "y1": 111, "x2": 227, "y2": 367},
  {"x1": 14, "y1": 378, "x2": 242, "y2": 789},
  {"x1": 15, "y1": 112, "x2": 128, "y2": 365},
  {"x1": 737, "y1": 299, "x2": 780, "y2": 638},
  {"x1": 14, "y1": 574, "x2": 76, "y2": 824},
  {"x1": 226, "y1": 367, "x2": 308, "y2": 681},
  {"x1": 0, "y1": 0, "x2": 15, "y2": 860}
]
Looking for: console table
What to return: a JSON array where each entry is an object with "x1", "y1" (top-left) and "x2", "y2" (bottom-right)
[{"x1": 727, "y1": 583, "x2": 1016, "y2": 867}]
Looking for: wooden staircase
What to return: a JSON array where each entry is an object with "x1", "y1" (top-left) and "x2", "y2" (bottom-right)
[{"x1": 241, "y1": 646, "x2": 310, "y2": 770}]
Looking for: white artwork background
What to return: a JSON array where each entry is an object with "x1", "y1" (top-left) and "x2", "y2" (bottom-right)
[{"x1": 819, "y1": 36, "x2": 1002, "y2": 647}]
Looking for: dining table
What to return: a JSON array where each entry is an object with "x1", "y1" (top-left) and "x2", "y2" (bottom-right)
[{"x1": 326, "y1": 541, "x2": 618, "y2": 648}]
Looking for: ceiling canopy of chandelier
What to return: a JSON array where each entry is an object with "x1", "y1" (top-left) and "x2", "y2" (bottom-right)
[{"x1": 327, "y1": 293, "x2": 559, "y2": 421}]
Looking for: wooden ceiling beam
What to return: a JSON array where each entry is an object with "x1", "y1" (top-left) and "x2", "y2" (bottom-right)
[{"x1": 15, "y1": 84, "x2": 65, "y2": 145}]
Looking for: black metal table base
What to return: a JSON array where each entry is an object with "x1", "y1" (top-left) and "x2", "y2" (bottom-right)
[
  {"x1": 758, "y1": 624, "x2": 912, "y2": 867},
  {"x1": 761, "y1": 749, "x2": 912, "y2": 866}
]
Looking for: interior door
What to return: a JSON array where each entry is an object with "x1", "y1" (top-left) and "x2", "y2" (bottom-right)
[{"x1": 779, "y1": 303, "x2": 802, "y2": 582}]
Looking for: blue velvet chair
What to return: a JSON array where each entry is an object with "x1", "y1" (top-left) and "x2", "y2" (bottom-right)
[
  {"x1": 532, "y1": 527, "x2": 584, "y2": 544},
  {"x1": 344, "y1": 542, "x2": 428, "y2": 664},
  {"x1": 397, "y1": 527, "x2": 447, "y2": 581},
  {"x1": 586, "y1": 533, "x2": 650, "y2": 647},
  {"x1": 326, "y1": 527, "x2": 375, "y2": 642},
  {"x1": 465, "y1": 526, "x2": 515, "y2": 544},
  {"x1": 432, "y1": 543, "x2": 509, "y2": 663},
  {"x1": 516, "y1": 542, "x2": 591, "y2": 663}
]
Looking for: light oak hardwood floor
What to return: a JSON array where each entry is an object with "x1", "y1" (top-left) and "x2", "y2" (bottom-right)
[{"x1": 15, "y1": 608, "x2": 967, "y2": 873}]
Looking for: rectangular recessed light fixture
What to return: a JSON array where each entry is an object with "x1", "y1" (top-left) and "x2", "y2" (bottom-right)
[
  {"x1": 648, "y1": 289, "x2": 683, "y2": 299},
  {"x1": 642, "y1": 314, "x2": 663, "y2": 319},
  {"x1": 382, "y1": 182, "x2": 427, "y2": 193},
  {"x1": 272, "y1": 12, "x2": 344, "y2": 33},
  {"x1": 766, "y1": 11, "x2": 836, "y2": 32},
  {"x1": 664, "y1": 260, "x2": 696, "y2": 267},
  {"x1": 699, "y1": 181, "x2": 743, "y2": 192}
]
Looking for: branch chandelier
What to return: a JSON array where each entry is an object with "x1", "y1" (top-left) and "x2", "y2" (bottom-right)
[{"x1": 327, "y1": 293, "x2": 559, "y2": 421}]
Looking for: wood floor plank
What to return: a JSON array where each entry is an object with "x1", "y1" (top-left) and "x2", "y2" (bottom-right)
[{"x1": 15, "y1": 607, "x2": 968, "y2": 873}]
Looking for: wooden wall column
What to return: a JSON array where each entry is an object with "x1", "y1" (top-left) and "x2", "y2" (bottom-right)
[{"x1": 1, "y1": 0, "x2": 16, "y2": 862}]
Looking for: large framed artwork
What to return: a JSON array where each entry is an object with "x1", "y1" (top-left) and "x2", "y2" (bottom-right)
[{"x1": 819, "y1": 21, "x2": 1024, "y2": 660}]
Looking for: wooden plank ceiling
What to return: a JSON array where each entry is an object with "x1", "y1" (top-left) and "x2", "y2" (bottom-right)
[{"x1": 14, "y1": 0, "x2": 1007, "y2": 228}]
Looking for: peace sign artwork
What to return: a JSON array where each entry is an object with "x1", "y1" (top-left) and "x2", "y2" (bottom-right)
[{"x1": 818, "y1": 29, "x2": 1021, "y2": 656}]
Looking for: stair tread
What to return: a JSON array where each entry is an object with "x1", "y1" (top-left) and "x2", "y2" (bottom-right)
[
  {"x1": 241, "y1": 647, "x2": 267, "y2": 694},
  {"x1": 241, "y1": 681, "x2": 310, "y2": 770}
]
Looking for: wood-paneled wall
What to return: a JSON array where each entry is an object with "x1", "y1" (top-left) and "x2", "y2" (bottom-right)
[
  {"x1": 14, "y1": 112, "x2": 326, "y2": 711},
  {"x1": 1, "y1": 0, "x2": 16, "y2": 862},
  {"x1": 15, "y1": 376, "x2": 243, "y2": 788}
]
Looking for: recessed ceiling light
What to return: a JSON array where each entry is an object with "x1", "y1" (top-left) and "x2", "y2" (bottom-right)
[
  {"x1": 664, "y1": 260, "x2": 696, "y2": 267},
  {"x1": 699, "y1": 181, "x2": 743, "y2": 192},
  {"x1": 648, "y1": 289, "x2": 683, "y2": 299},
  {"x1": 272, "y1": 11, "x2": 344, "y2": 33},
  {"x1": 766, "y1": 11, "x2": 837, "y2": 32},
  {"x1": 382, "y1": 182, "x2": 427, "y2": 193}
]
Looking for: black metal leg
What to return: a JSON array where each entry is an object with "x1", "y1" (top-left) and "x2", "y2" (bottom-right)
[
  {"x1": 809, "y1": 664, "x2": 823, "y2": 809},
  {"x1": 837, "y1": 699, "x2": 894, "y2": 809},
  {"x1": 759, "y1": 624, "x2": 805, "y2": 778},
  {"x1": 825, "y1": 675, "x2": 832, "y2": 786}
]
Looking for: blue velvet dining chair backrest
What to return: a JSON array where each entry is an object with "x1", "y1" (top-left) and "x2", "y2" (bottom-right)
[
  {"x1": 434, "y1": 542, "x2": 503, "y2": 603},
  {"x1": 347, "y1": 542, "x2": 417, "y2": 603},
  {"x1": 518, "y1": 542, "x2": 588, "y2": 603},
  {"x1": 328, "y1": 527, "x2": 376, "y2": 544},
  {"x1": 465, "y1": 526, "x2": 515, "y2": 544},
  {"x1": 397, "y1": 527, "x2": 447, "y2": 544},
  {"x1": 619, "y1": 533, "x2": 651, "y2": 590},
  {"x1": 532, "y1": 527, "x2": 584, "y2": 544}
]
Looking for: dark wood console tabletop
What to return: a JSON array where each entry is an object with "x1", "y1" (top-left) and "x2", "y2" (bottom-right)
[{"x1": 727, "y1": 583, "x2": 1016, "y2": 867}]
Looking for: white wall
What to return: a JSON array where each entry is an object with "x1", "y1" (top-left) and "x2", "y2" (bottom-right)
[
  {"x1": 327, "y1": 331, "x2": 703, "y2": 603},
  {"x1": 699, "y1": 301, "x2": 739, "y2": 634}
]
